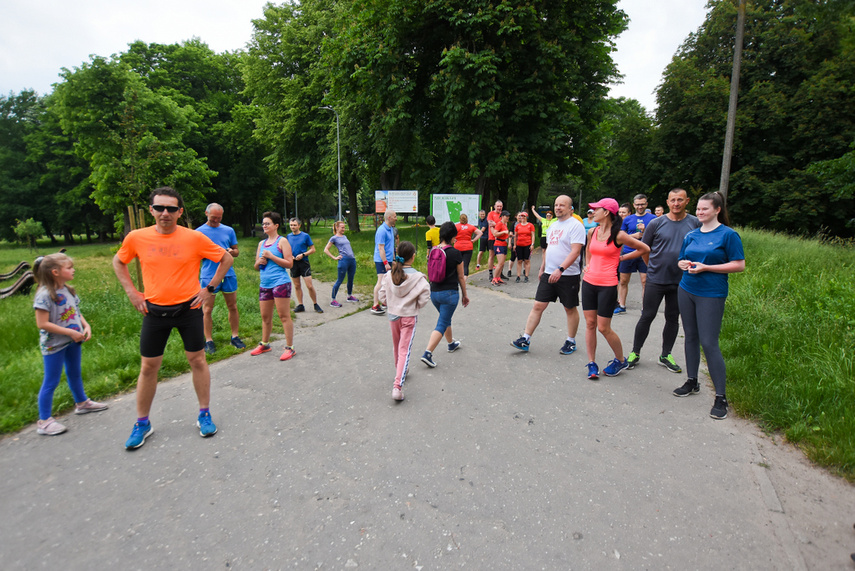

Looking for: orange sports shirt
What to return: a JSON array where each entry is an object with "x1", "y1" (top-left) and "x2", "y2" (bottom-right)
[{"x1": 117, "y1": 225, "x2": 226, "y2": 305}]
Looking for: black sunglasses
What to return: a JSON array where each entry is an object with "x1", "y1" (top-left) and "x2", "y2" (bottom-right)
[{"x1": 151, "y1": 204, "x2": 180, "y2": 213}]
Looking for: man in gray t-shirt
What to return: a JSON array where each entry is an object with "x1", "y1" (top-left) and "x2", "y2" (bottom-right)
[{"x1": 627, "y1": 189, "x2": 700, "y2": 372}]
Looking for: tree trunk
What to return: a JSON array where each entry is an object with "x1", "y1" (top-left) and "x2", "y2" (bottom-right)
[{"x1": 346, "y1": 175, "x2": 361, "y2": 232}]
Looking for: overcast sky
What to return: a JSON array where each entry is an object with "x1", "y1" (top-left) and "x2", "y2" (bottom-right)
[{"x1": 0, "y1": 0, "x2": 709, "y2": 113}]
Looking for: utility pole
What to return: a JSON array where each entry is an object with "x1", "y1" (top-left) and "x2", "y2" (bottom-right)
[{"x1": 719, "y1": 0, "x2": 747, "y2": 203}]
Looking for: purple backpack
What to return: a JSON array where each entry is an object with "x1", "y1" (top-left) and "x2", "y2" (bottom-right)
[{"x1": 427, "y1": 246, "x2": 449, "y2": 282}]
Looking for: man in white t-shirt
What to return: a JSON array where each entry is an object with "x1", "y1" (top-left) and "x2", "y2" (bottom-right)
[{"x1": 510, "y1": 195, "x2": 586, "y2": 355}]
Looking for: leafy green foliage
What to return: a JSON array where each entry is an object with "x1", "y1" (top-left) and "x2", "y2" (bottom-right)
[
  {"x1": 13, "y1": 218, "x2": 44, "y2": 250},
  {"x1": 655, "y1": 0, "x2": 855, "y2": 235},
  {"x1": 51, "y1": 56, "x2": 215, "y2": 226}
]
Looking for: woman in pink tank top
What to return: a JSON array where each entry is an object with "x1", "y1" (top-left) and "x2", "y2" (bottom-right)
[{"x1": 581, "y1": 198, "x2": 649, "y2": 380}]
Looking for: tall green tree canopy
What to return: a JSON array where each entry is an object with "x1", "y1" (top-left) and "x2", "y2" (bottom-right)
[
  {"x1": 655, "y1": 0, "x2": 855, "y2": 235},
  {"x1": 51, "y1": 56, "x2": 215, "y2": 225}
]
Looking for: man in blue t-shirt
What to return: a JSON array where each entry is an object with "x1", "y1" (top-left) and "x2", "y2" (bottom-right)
[
  {"x1": 615, "y1": 193, "x2": 657, "y2": 315},
  {"x1": 371, "y1": 210, "x2": 397, "y2": 314},
  {"x1": 196, "y1": 203, "x2": 245, "y2": 353},
  {"x1": 287, "y1": 218, "x2": 323, "y2": 314}
]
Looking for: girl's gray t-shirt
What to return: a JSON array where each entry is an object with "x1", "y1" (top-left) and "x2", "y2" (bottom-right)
[{"x1": 33, "y1": 286, "x2": 83, "y2": 355}]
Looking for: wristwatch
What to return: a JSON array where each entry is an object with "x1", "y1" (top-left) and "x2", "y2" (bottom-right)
[
  {"x1": 558, "y1": 266, "x2": 565, "y2": 272},
  {"x1": 206, "y1": 284, "x2": 216, "y2": 293}
]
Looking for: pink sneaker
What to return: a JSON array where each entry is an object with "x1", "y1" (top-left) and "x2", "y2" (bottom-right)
[
  {"x1": 280, "y1": 347, "x2": 296, "y2": 361},
  {"x1": 392, "y1": 386, "x2": 404, "y2": 401},
  {"x1": 251, "y1": 343, "x2": 272, "y2": 356},
  {"x1": 330, "y1": 299, "x2": 342, "y2": 308},
  {"x1": 346, "y1": 295, "x2": 359, "y2": 303},
  {"x1": 75, "y1": 399, "x2": 108, "y2": 414},
  {"x1": 37, "y1": 417, "x2": 66, "y2": 435}
]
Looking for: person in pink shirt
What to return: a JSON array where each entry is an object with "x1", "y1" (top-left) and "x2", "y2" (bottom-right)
[
  {"x1": 378, "y1": 241, "x2": 431, "y2": 401},
  {"x1": 581, "y1": 198, "x2": 649, "y2": 380}
]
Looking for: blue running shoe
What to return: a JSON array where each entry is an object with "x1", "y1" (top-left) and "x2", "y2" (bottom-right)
[
  {"x1": 421, "y1": 351, "x2": 437, "y2": 368},
  {"x1": 603, "y1": 358, "x2": 629, "y2": 377},
  {"x1": 613, "y1": 305, "x2": 627, "y2": 315},
  {"x1": 587, "y1": 362, "x2": 599, "y2": 380},
  {"x1": 125, "y1": 421, "x2": 153, "y2": 450},
  {"x1": 197, "y1": 411, "x2": 218, "y2": 437},
  {"x1": 447, "y1": 339, "x2": 461, "y2": 353},
  {"x1": 511, "y1": 336, "x2": 530, "y2": 352},
  {"x1": 559, "y1": 340, "x2": 576, "y2": 355}
]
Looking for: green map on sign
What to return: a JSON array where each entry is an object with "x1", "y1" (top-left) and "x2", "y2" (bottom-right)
[{"x1": 446, "y1": 201, "x2": 463, "y2": 222}]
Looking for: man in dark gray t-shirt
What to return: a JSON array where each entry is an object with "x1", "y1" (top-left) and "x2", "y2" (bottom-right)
[{"x1": 627, "y1": 188, "x2": 700, "y2": 373}]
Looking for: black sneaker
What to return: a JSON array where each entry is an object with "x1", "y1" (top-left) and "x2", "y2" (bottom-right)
[
  {"x1": 515, "y1": 276, "x2": 520, "y2": 283},
  {"x1": 489, "y1": 270, "x2": 494, "y2": 280},
  {"x1": 710, "y1": 396, "x2": 728, "y2": 420},
  {"x1": 500, "y1": 273, "x2": 508, "y2": 280},
  {"x1": 673, "y1": 378, "x2": 700, "y2": 397},
  {"x1": 204, "y1": 340, "x2": 216, "y2": 354},
  {"x1": 294, "y1": 304, "x2": 305, "y2": 313},
  {"x1": 559, "y1": 340, "x2": 576, "y2": 355},
  {"x1": 524, "y1": 276, "x2": 529, "y2": 283},
  {"x1": 230, "y1": 336, "x2": 246, "y2": 349},
  {"x1": 314, "y1": 303, "x2": 324, "y2": 313}
]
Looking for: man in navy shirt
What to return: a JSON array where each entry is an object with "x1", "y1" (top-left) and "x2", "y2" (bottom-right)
[
  {"x1": 615, "y1": 193, "x2": 657, "y2": 314},
  {"x1": 287, "y1": 218, "x2": 323, "y2": 314}
]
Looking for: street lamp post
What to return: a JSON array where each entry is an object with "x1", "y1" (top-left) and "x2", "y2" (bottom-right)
[{"x1": 319, "y1": 106, "x2": 342, "y2": 222}]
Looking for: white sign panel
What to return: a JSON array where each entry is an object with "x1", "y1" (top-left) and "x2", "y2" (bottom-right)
[
  {"x1": 431, "y1": 194, "x2": 482, "y2": 225},
  {"x1": 375, "y1": 190, "x2": 418, "y2": 213}
]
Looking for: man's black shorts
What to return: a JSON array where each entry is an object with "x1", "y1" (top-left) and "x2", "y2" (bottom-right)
[
  {"x1": 140, "y1": 303, "x2": 205, "y2": 357},
  {"x1": 534, "y1": 273, "x2": 580, "y2": 309},
  {"x1": 515, "y1": 245, "x2": 531, "y2": 261},
  {"x1": 290, "y1": 258, "x2": 312, "y2": 278}
]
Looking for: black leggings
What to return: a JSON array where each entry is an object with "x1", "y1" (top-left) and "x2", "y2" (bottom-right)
[
  {"x1": 460, "y1": 250, "x2": 473, "y2": 276},
  {"x1": 632, "y1": 281, "x2": 680, "y2": 356},
  {"x1": 678, "y1": 287, "x2": 727, "y2": 396}
]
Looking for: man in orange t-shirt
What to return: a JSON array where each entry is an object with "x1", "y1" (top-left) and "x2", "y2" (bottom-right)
[
  {"x1": 491, "y1": 211, "x2": 511, "y2": 285},
  {"x1": 113, "y1": 187, "x2": 233, "y2": 450},
  {"x1": 513, "y1": 212, "x2": 535, "y2": 282},
  {"x1": 486, "y1": 200, "x2": 503, "y2": 280}
]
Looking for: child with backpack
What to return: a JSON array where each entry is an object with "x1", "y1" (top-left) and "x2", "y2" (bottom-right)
[
  {"x1": 420, "y1": 222, "x2": 470, "y2": 368},
  {"x1": 378, "y1": 241, "x2": 430, "y2": 401}
]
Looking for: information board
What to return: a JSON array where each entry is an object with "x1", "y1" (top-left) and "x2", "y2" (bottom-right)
[
  {"x1": 430, "y1": 194, "x2": 482, "y2": 225},
  {"x1": 375, "y1": 190, "x2": 418, "y2": 213}
]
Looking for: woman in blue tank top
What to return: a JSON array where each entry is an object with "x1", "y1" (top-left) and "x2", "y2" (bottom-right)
[{"x1": 252, "y1": 211, "x2": 296, "y2": 361}]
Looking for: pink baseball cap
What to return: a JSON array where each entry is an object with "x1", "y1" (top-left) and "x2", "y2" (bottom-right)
[{"x1": 589, "y1": 198, "x2": 619, "y2": 215}]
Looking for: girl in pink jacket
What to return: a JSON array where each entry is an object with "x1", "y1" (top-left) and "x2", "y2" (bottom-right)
[{"x1": 378, "y1": 241, "x2": 431, "y2": 401}]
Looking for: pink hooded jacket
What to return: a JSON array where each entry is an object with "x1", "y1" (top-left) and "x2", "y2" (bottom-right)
[{"x1": 378, "y1": 269, "x2": 431, "y2": 317}]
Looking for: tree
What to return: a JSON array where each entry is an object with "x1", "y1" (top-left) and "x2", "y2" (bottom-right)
[
  {"x1": 243, "y1": 1, "x2": 349, "y2": 227},
  {"x1": 0, "y1": 91, "x2": 44, "y2": 241},
  {"x1": 592, "y1": 97, "x2": 657, "y2": 201},
  {"x1": 655, "y1": 0, "x2": 855, "y2": 235},
  {"x1": 51, "y1": 56, "x2": 215, "y2": 230},
  {"x1": 122, "y1": 41, "x2": 275, "y2": 234}
]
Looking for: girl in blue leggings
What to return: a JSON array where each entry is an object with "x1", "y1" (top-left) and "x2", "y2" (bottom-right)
[
  {"x1": 33, "y1": 253, "x2": 107, "y2": 436},
  {"x1": 674, "y1": 192, "x2": 745, "y2": 420}
]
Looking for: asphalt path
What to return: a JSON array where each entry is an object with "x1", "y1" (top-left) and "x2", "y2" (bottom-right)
[{"x1": 2, "y1": 251, "x2": 852, "y2": 569}]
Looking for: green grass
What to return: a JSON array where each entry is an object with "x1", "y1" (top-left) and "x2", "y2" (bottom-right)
[{"x1": 722, "y1": 228, "x2": 855, "y2": 480}]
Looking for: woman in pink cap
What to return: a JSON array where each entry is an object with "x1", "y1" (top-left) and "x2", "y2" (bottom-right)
[{"x1": 581, "y1": 198, "x2": 649, "y2": 380}]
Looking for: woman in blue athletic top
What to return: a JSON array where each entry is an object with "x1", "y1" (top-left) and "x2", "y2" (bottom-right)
[{"x1": 673, "y1": 192, "x2": 745, "y2": 420}]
